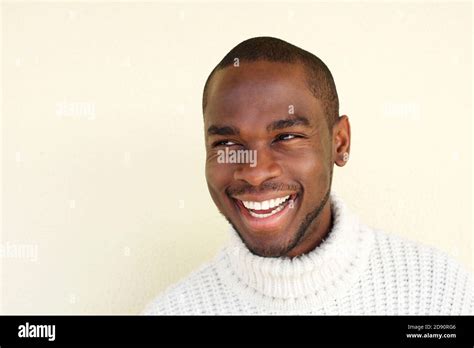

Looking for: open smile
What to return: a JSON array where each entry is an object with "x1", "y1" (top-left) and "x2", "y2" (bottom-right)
[{"x1": 232, "y1": 193, "x2": 299, "y2": 231}]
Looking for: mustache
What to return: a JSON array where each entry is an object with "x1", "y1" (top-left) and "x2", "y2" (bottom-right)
[{"x1": 226, "y1": 182, "x2": 300, "y2": 197}]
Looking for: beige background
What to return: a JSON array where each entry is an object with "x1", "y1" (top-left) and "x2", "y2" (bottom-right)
[{"x1": 1, "y1": 1, "x2": 472, "y2": 314}]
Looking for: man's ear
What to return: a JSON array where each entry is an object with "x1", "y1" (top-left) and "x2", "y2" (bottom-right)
[{"x1": 333, "y1": 115, "x2": 351, "y2": 167}]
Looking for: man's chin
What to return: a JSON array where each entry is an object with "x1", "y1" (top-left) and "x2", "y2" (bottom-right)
[
  {"x1": 237, "y1": 231, "x2": 290, "y2": 257},
  {"x1": 244, "y1": 240, "x2": 293, "y2": 258},
  {"x1": 221, "y1": 193, "x2": 301, "y2": 257},
  {"x1": 227, "y1": 221, "x2": 298, "y2": 258}
]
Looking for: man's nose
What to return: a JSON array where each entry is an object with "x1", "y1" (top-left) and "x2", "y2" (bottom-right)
[{"x1": 233, "y1": 148, "x2": 282, "y2": 187}]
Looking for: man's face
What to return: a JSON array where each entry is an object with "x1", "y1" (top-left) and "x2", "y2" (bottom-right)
[{"x1": 204, "y1": 61, "x2": 334, "y2": 257}]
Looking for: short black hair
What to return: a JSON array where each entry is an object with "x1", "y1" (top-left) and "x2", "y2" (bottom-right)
[{"x1": 202, "y1": 36, "x2": 339, "y2": 130}]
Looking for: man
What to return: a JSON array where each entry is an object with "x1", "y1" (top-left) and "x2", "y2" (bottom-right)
[{"x1": 143, "y1": 37, "x2": 472, "y2": 315}]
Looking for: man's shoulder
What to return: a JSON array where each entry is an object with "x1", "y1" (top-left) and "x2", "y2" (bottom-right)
[
  {"x1": 141, "y1": 252, "x2": 226, "y2": 315},
  {"x1": 372, "y1": 228, "x2": 470, "y2": 273},
  {"x1": 371, "y1": 229, "x2": 472, "y2": 300}
]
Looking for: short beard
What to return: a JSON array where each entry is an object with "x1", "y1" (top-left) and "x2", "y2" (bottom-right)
[{"x1": 226, "y1": 186, "x2": 332, "y2": 258}]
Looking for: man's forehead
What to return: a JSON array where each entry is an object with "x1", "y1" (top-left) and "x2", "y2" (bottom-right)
[
  {"x1": 204, "y1": 61, "x2": 326, "y2": 132},
  {"x1": 207, "y1": 61, "x2": 318, "y2": 109},
  {"x1": 205, "y1": 93, "x2": 324, "y2": 133}
]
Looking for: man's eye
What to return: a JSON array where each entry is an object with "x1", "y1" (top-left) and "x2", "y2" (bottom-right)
[
  {"x1": 213, "y1": 140, "x2": 238, "y2": 147},
  {"x1": 275, "y1": 134, "x2": 300, "y2": 142}
]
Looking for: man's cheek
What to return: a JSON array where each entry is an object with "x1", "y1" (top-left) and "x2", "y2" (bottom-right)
[
  {"x1": 298, "y1": 157, "x2": 327, "y2": 182},
  {"x1": 206, "y1": 164, "x2": 232, "y2": 204},
  {"x1": 206, "y1": 182, "x2": 227, "y2": 217},
  {"x1": 205, "y1": 159, "x2": 222, "y2": 186},
  {"x1": 206, "y1": 161, "x2": 232, "y2": 184}
]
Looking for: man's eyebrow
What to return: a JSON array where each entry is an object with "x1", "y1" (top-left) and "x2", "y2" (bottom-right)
[
  {"x1": 266, "y1": 116, "x2": 311, "y2": 132},
  {"x1": 207, "y1": 125, "x2": 240, "y2": 136}
]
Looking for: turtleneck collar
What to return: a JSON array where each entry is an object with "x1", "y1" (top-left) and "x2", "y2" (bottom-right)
[{"x1": 217, "y1": 192, "x2": 375, "y2": 311}]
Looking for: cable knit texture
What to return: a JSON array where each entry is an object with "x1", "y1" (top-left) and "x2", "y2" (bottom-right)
[{"x1": 142, "y1": 194, "x2": 473, "y2": 315}]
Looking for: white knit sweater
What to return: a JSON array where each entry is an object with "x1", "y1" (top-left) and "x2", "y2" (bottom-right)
[{"x1": 142, "y1": 194, "x2": 473, "y2": 315}]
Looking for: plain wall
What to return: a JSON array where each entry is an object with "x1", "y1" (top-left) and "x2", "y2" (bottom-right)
[{"x1": 1, "y1": 1, "x2": 472, "y2": 314}]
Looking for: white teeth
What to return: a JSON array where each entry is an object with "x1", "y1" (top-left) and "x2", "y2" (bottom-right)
[
  {"x1": 249, "y1": 203, "x2": 286, "y2": 218},
  {"x1": 246, "y1": 201, "x2": 255, "y2": 210},
  {"x1": 241, "y1": 195, "x2": 291, "y2": 211}
]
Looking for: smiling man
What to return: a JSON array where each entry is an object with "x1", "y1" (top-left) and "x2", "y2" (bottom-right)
[{"x1": 143, "y1": 37, "x2": 473, "y2": 315}]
